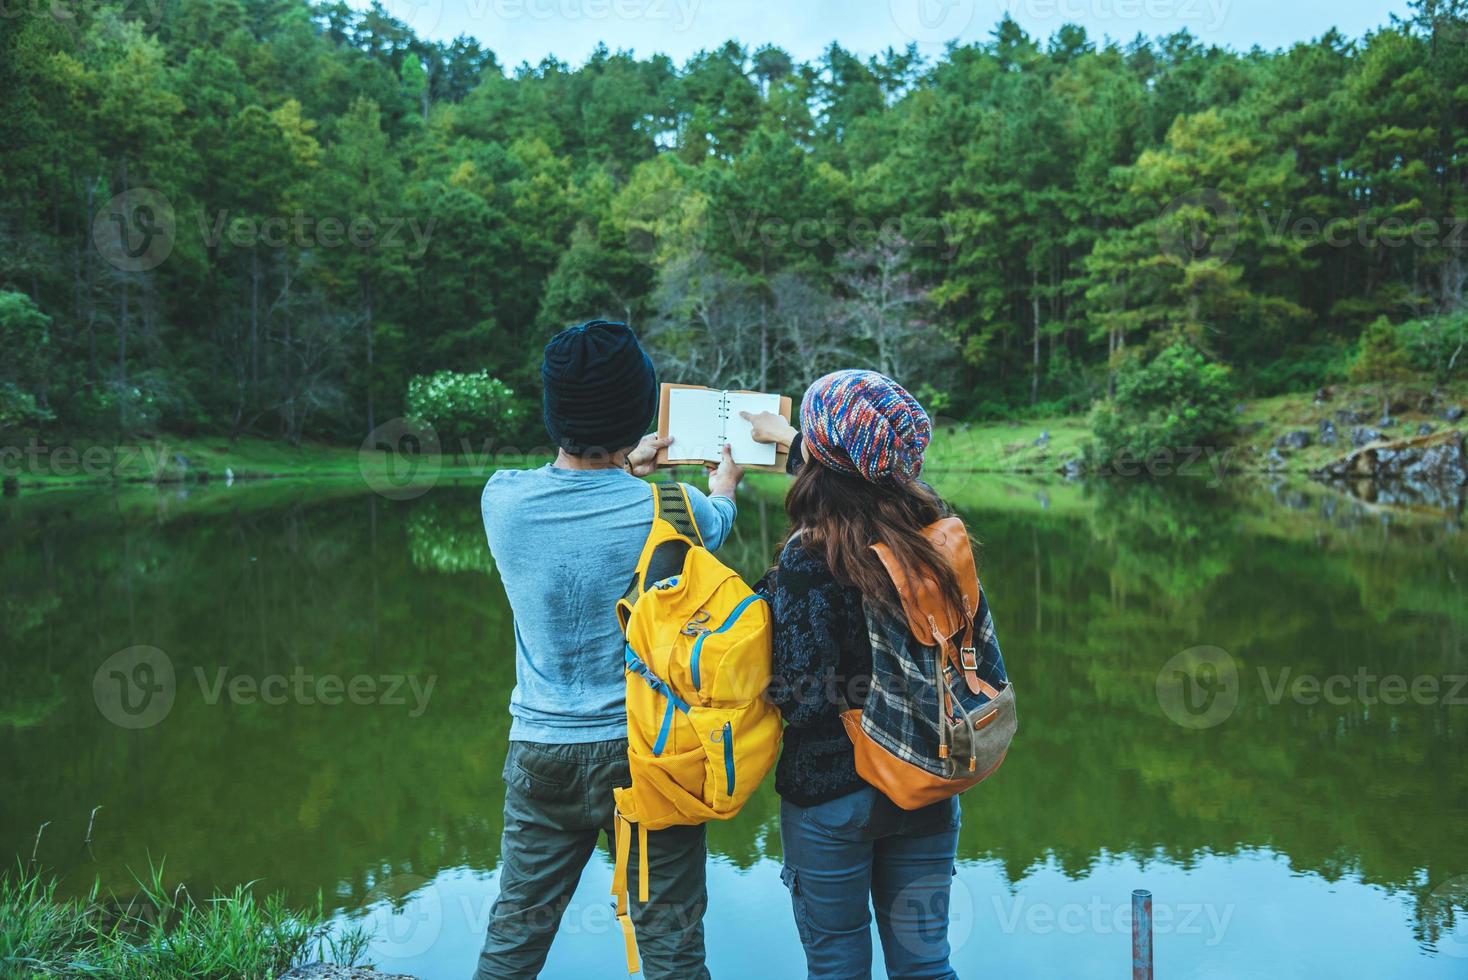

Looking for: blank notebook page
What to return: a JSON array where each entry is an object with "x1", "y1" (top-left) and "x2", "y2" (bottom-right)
[
  {"x1": 723, "y1": 391, "x2": 780, "y2": 466},
  {"x1": 666, "y1": 387, "x2": 723, "y2": 462},
  {"x1": 665, "y1": 389, "x2": 781, "y2": 466}
]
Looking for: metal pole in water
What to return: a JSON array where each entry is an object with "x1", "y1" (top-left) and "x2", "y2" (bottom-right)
[{"x1": 1132, "y1": 889, "x2": 1154, "y2": 980}]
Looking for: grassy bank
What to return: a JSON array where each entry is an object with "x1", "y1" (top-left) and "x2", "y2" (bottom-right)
[
  {"x1": 0, "y1": 434, "x2": 550, "y2": 491},
  {"x1": 1231, "y1": 385, "x2": 1467, "y2": 471},
  {"x1": 929, "y1": 382, "x2": 1467, "y2": 477},
  {"x1": 2, "y1": 383, "x2": 1464, "y2": 491},
  {"x1": 0, "y1": 864, "x2": 371, "y2": 979},
  {"x1": 924, "y1": 417, "x2": 1091, "y2": 474}
]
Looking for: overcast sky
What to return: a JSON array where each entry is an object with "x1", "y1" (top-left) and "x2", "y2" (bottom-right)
[{"x1": 367, "y1": 0, "x2": 1409, "y2": 68}]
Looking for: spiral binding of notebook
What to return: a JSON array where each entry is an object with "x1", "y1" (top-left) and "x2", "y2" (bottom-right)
[
  {"x1": 656, "y1": 382, "x2": 790, "y2": 470},
  {"x1": 714, "y1": 390, "x2": 730, "y2": 442}
]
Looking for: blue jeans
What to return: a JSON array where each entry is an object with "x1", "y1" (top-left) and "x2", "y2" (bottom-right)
[{"x1": 779, "y1": 788, "x2": 960, "y2": 980}]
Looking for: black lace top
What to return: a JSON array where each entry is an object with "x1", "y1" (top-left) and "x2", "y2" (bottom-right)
[{"x1": 755, "y1": 436, "x2": 874, "y2": 805}]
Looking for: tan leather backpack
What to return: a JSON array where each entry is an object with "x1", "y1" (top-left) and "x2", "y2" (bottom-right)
[{"x1": 840, "y1": 517, "x2": 1018, "y2": 809}]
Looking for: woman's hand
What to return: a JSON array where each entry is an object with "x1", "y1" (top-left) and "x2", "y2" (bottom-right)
[
  {"x1": 625, "y1": 434, "x2": 671, "y2": 477},
  {"x1": 740, "y1": 411, "x2": 797, "y2": 450},
  {"x1": 705, "y1": 444, "x2": 744, "y2": 499}
]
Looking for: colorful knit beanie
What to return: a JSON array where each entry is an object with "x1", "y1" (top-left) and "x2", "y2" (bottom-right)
[{"x1": 799, "y1": 369, "x2": 931, "y2": 482}]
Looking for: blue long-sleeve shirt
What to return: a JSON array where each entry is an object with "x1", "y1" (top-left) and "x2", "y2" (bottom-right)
[{"x1": 483, "y1": 465, "x2": 735, "y2": 743}]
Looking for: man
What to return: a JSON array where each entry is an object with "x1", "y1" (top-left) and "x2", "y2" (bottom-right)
[{"x1": 475, "y1": 319, "x2": 743, "y2": 979}]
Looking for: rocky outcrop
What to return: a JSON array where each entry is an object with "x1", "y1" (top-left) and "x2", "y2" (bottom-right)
[
  {"x1": 1351, "y1": 426, "x2": 1385, "y2": 448},
  {"x1": 1311, "y1": 430, "x2": 1466, "y2": 511},
  {"x1": 279, "y1": 966, "x2": 416, "y2": 980},
  {"x1": 1314, "y1": 429, "x2": 1466, "y2": 483},
  {"x1": 1275, "y1": 430, "x2": 1311, "y2": 450}
]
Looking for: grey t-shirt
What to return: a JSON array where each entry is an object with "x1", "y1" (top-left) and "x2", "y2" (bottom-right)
[{"x1": 481, "y1": 464, "x2": 736, "y2": 743}]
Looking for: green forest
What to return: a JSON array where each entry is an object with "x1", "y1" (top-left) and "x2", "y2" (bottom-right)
[{"x1": 1, "y1": 0, "x2": 1465, "y2": 449}]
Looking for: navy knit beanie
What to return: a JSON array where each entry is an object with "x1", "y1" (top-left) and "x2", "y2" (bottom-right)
[{"x1": 541, "y1": 320, "x2": 657, "y2": 454}]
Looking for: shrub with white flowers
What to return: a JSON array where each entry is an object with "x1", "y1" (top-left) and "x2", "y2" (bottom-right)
[{"x1": 406, "y1": 370, "x2": 521, "y2": 454}]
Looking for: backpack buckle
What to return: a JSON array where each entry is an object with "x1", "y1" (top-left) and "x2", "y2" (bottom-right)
[{"x1": 960, "y1": 646, "x2": 979, "y2": 671}]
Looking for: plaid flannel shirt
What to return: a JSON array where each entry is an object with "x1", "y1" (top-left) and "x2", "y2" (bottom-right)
[{"x1": 861, "y1": 584, "x2": 1005, "y2": 777}]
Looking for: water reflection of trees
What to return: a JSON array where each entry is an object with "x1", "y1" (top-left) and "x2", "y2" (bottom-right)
[
  {"x1": 1, "y1": 489, "x2": 515, "y2": 911},
  {"x1": 949, "y1": 478, "x2": 1468, "y2": 922},
  {"x1": 1, "y1": 480, "x2": 1464, "y2": 933},
  {"x1": 407, "y1": 497, "x2": 496, "y2": 577}
]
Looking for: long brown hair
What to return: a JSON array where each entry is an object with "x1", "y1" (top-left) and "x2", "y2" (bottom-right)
[{"x1": 779, "y1": 461, "x2": 968, "y2": 622}]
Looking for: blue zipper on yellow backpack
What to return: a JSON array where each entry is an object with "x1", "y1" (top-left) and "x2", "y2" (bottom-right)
[
  {"x1": 689, "y1": 594, "x2": 764, "y2": 690},
  {"x1": 721, "y1": 722, "x2": 735, "y2": 795}
]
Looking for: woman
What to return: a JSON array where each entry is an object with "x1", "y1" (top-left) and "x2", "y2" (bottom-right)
[{"x1": 746, "y1": 369, "x2": 975, "y2": 980}]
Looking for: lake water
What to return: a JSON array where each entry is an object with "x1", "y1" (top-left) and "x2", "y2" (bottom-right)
[{"x1": 2, "y1": 472, "x2": 1466, "y2": 979}]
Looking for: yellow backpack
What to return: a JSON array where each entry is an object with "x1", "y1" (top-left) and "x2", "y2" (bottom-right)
[{"x1": 610, "y1": 481, "x2": 782, "y2": 973}]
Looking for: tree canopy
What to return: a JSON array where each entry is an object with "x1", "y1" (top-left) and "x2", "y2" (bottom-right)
[{"x1": 0, "y1": 0, "x2": 1463, "y2": 443}]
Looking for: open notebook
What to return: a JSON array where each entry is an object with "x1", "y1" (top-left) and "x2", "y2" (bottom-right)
[{"x1": 655, "y1": 384, "x2": 792, "y2": 472}]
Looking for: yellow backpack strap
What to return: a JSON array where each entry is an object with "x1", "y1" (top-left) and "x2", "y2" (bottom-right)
[
  {"x1": 638, "y1": 824, "x2": 649, "y2": 902},
  {"x1": 618, "y1": 483, "x2": 663, "y2": 611},
  {"x1": 618, "y1": 481, "x2": 704, "y2": 622},
  {"x1": 612, "y1": 813, "x2": 640, "y2": 974},
  {"x1": 654, "y1": 480, "x2": 704, "y2": 547}
]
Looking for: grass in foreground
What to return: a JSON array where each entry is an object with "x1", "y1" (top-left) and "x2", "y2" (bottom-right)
[{"x1": 0, "y1": 863, "x2": 370, "y2": 979}]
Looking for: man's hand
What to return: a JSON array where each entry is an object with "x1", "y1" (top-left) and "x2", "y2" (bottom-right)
[
  {"x1": 626, "y1": 434, "x2": 672, "y2": 477},
  {"x1": 705, "y1": 443, "x2": 744, "y2": 499},
  {"x1": 739, "y1": 410, "x2": 797, "y2": 450}
]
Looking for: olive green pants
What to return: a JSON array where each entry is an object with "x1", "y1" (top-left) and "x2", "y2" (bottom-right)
[{"x1": 472, "y1": 739, "x2": 711, "y2": 980}]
